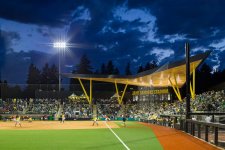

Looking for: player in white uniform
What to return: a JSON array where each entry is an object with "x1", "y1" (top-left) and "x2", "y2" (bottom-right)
[
  {"x1": 15, "y1": 115, "x2": 22, "y2": 127},
  {"x1": 61, "y1": 112, "x2": 65, "y2": 123}
]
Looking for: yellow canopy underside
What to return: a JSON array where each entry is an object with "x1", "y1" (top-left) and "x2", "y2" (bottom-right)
[{"x1": 72, "y1": 60, "x2": 202, "y2": 88}]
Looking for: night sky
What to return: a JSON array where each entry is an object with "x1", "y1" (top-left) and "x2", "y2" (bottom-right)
[{"x1": 1, "y1": 0, "x2": 225, "y2": 83}]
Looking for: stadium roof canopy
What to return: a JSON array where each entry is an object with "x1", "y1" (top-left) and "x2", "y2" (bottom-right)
[{"x1": 62, "y1": 52, "x2": 210, "y2": 88}]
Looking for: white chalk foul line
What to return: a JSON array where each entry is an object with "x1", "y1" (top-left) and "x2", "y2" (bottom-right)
[{"x1": 104, "y1": 121, "x2": 130, "y2": 150}]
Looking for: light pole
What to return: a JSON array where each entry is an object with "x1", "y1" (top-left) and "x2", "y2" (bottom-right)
[{"x1": 53, "y1": 42, "x2": 67, "y2": 92}]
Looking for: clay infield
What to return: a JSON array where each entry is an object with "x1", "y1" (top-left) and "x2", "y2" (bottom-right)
[{"x1": 0, "y1": 121, "x2": 119, "y2": 130}]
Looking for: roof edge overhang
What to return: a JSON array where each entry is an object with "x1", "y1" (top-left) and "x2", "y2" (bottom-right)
[{"x1": 62, "y1": 51, "x2": 211, "y2": 80}]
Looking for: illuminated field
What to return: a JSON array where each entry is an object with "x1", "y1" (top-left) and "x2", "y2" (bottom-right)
[
  {"x1": 0, "y1": 121, "x2": 162, "y2": 150},
  {"x1": 0, "y1": 121, "x2": 219, "y2": 150}
]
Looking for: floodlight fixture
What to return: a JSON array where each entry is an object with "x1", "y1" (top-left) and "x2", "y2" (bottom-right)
[{"x1": 53, "y1": 42, "x2": 67, "y2": 48}]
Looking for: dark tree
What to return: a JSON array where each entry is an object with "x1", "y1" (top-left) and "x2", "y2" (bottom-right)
[
  {"x1": 26, "y1": 64, "x2": 41, "y2": 85},
  {"x1": 125, "y1": 62, "x2": 132, "y2": 75},
  {"x1": 201, "y1": 63, "x2": 212, "y2": 76},
  {"x1": 106, "y1": 60, "x2": 114, "y2": 74},
  {"x1": 0, "y1": 29, "x2": 7, "y2": 81},
  {"x1": 94, "y1": 69, "x2": 99, "y2": 74},
  {"x1": 8, "y1": 85, "x2": 22, "y2": 98},
  {"x1": 114, "y1": 67, "x2": 120, "y2": 75},
  {"x1": 70, "y1": 54, "x2": 92, "y2": 91},
  {"x1": 222, "y1": 69, "x2": 225, "y2": 82},
  {"x1": 150, "y1": 61, "x2": 158, "y2": 69},
  {"x1": 195, "y1": 63, "x2": 212, "y2": 93},
  {"x1": 39, "y1": 63, "x2": 59, "y2": 86},
  {"x1": 0, "y1": 80, "x2": 1, "y2": 98},
  {"x1": 76, "y1": 54, "x2": 92, "y2": 74},
  {"x1": 49, "y1": 64, "x2": 59, "y2": 84},
  {"x1": 100, "y1": 63, "x2": 106, "y2": 74},
  {"x1": 48, "y1": 64, "x2": 59, "y2": 91},
  {"x1": 137, "y1": 66, "x2": 144, "y2": 73},
  {"x1": 1, "y1": 80, "x2": 8, "y2": 100},
  {"x1": 25, "y1": 64, "x2": 41, "y2": 97},
  {"x1": 69, "y1": 70, "x2": 78, "y2": 91},
  {"x1": 41, "y1": 63, "x2": 51, "y2": 84},
  {"x1": 144, "y1": 62, "x2": 150, "y2": 71},
  {"x1": 211, "y1": 70, "x2": 223, "y2": 86}
]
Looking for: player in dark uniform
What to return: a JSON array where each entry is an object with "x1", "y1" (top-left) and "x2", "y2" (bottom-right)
[
  {"x1": 122, "y1": 115, "x2": 126, "y2": 127},
  {"x1": 61, "y1": 112, "x2": 65, "y2": 123}
]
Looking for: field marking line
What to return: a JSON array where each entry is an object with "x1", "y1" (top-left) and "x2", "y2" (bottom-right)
[{"x1": 104, "y1": 121, "x2": 130, "y2": 150}]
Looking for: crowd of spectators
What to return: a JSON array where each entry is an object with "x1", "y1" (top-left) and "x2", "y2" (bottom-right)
[
  {"x1": 63, "y1": 101, "x2": 92, "y2": 119},
  {"x1": 130, "y1": 90, "x2": 225, "y2": 121},
  {"x1": 0, "y1": 98, "x2": 27, "y2": 114},
  {"x1": 96, "y1": 99, "x2": 121, "y2": 119},
  {"x1": 0, "y1": 98, "x2": 59, "y2": 114},
  {"x1": 191, "y1": 90, "x2": 225, "y2": 112},
  {"x1": 0, "y1": 98, "x2": 96, "y2": 119},
  {"x1": 28, "y1": 98, "x2": 59, "y2": 114},
  {"x1": 0, "y1": 90, "x2": 224, "y2": 122}
]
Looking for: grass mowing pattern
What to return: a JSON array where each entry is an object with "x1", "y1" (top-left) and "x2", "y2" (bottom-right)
[
  {"x1": 113, "y1": 121, "x2": 163, "y2": 150},
  {"x1": 0, "y1": 122, "x2": 162, "y2": 150}
]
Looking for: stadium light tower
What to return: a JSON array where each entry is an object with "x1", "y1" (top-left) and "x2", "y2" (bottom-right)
[
  {"x1": 53, "y1": 42, "x2": 67, "y2": 49},
  {"x1": 53, "y1": 41, "x2": 67, "y2": 92}
]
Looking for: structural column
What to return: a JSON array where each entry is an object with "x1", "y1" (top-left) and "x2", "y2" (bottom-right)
[
  {"x1": 169, "y1": 75, "x2": 182, "y2": 101},
  {"x1": 185, "y1": 42, "x2": 191, "y2": 132},
  {"x1": 190, "y1": 64, "x2": 196, "y2": 99},
  {"x1": 78, "y1": 78, "x2": 93, "y2": 105},
  {"x1": 114, "y1": 81, "x2": 128, "y2": 105}
]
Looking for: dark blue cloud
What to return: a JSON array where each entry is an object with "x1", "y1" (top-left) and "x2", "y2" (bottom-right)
[
  {"x1": 2, "y1": 30, "x2": 20, "y2": 42},
  {"x1": 127, "y1": 0, "x2": 225, "y2": 37},
  {"x1": 1, "y1": 0, "x2": 225, "y2": 80},
  {"x1": 0, "y1": 0, "x2": 84, "y2": 26},
  {"x1": 0, "y1": 30, "x2": 20, "y2": 72},
  {"x1": 0, "y1": 31, "x2": 7, "y2": 71}
]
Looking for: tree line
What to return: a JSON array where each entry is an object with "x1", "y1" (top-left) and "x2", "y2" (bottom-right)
[
  {"x1": 0, "y1": 54, "x2": 158, "y2": 98},
  {"x1": 1, "y1": 54, "x2": 225, "y2": 98},
  {"x1": 70, "y1": 54, "x2": 158, "y2": 75}
]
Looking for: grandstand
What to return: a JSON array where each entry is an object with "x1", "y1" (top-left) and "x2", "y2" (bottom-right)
[{"x1": 1, "y1": 50, "x2": 223, "y2": 149}]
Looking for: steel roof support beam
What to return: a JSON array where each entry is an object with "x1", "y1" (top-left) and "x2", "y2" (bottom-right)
[
  {"x1": 169, "y1": 76, "x2": 182, "y2": 101},
  {"x1": 114, "y1": 81, "x2": 128, "y2": 105},
  {"x1": 190, "y1": 64, "x2": 196, "y2": 99},
  {"x1": 78, "y1": 78, "x2": 92, "y2": 104}
]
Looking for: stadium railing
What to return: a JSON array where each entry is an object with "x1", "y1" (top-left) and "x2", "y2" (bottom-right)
[{"x1": 186, "y1": 119, "x2": 225, "y2": 147}]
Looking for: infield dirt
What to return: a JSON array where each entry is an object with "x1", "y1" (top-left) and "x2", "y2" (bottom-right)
[{"x1": 0, "y1": 121, "x2": 119, "y2": 130}]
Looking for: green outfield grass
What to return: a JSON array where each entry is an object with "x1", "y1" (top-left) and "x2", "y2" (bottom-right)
[{"x1": 0, "y1": 122, "x2": 163, "y2": 150}]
